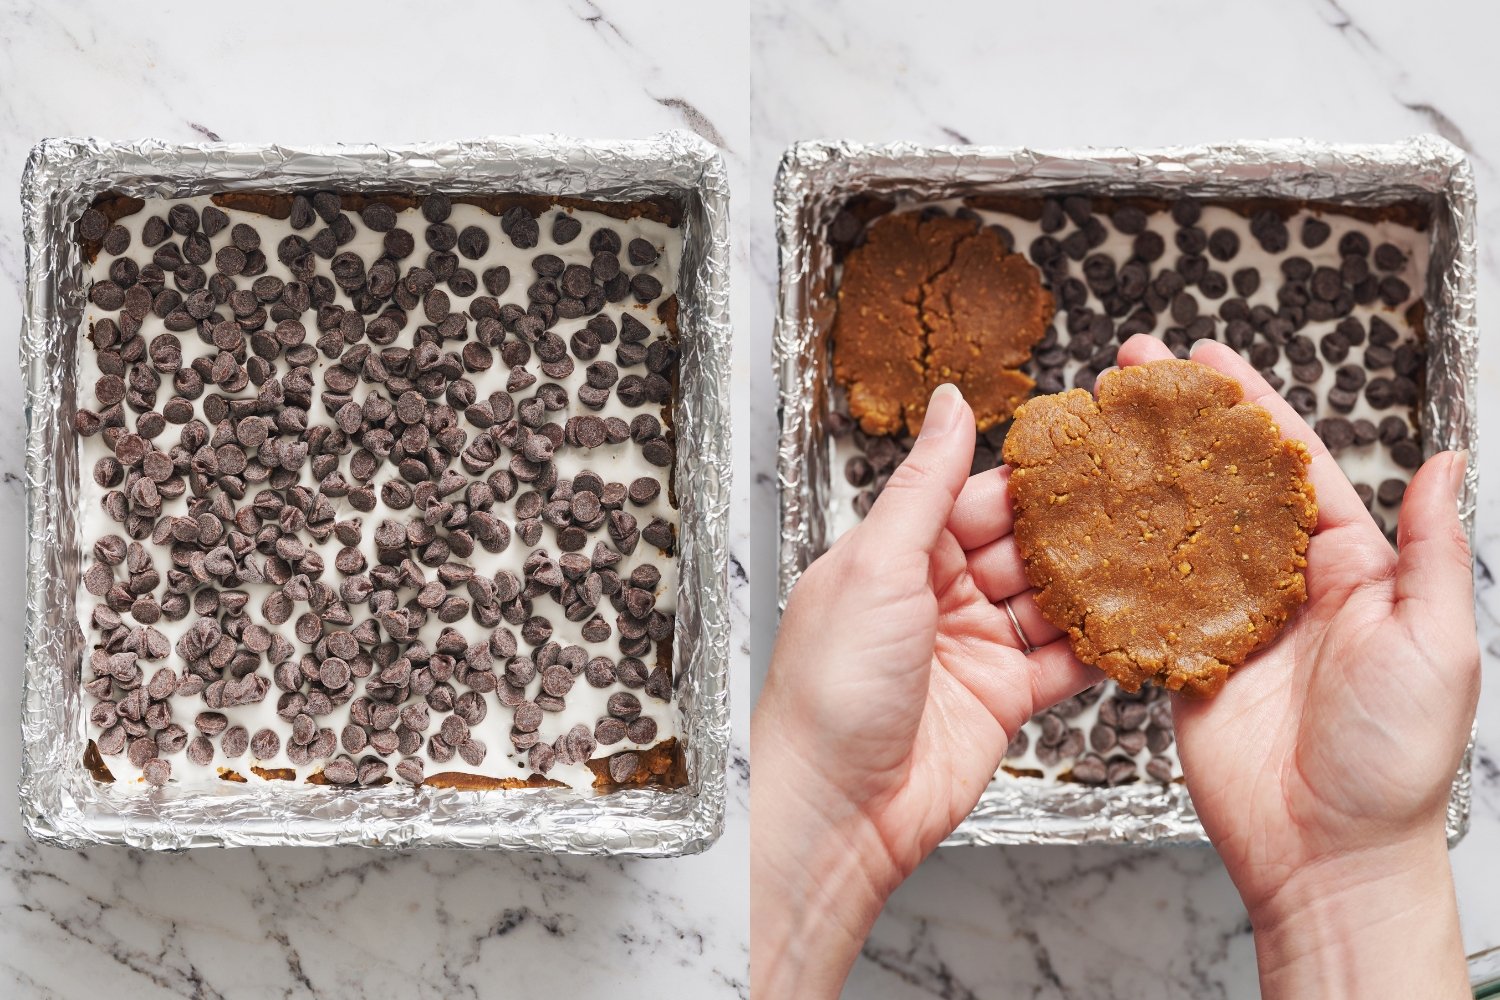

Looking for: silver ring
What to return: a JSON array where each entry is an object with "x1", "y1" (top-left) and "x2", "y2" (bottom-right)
[{"x1": 1002, "y1": 599, "x2": 1034, "y2": 654}]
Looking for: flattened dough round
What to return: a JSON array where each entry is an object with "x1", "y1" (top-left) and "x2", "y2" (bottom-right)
[
  {"x1": 832, "y1": 211, "x2": 1053, "y2": 436},
  {"x1": 1003, "y1": 359, "x2": 1317, "y2": 697}
]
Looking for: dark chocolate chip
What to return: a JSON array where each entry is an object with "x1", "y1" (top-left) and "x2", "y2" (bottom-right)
[
  {"x1": 1301, "y1": 217, "x2": 1331, "y2": 248},
  {"x1": 1391, "y1": 439, "x2": 1422, "y2": 469}
]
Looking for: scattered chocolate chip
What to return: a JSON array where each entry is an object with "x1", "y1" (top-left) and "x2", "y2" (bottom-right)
[
  {"x1": 1314, "y1": 417, "x2": 1355, "y2": 452},
  {"x1": 1391, "y1": 439, "x2": 1422, "y2": 469},
  {"x1": 79, "y1": 196, "x2": 686, "y2": 788},
  {"x1": 142, "y1": 757, "x2": 171, "y2": 786}
]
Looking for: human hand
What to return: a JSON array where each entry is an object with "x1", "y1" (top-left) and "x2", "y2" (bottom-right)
[
  {"x1": 1116, "y1": 334, "x2": 1478, "y2": 998},
  {"x1": 752, "y1": 383, "x2": 1099, "y2": 998}
]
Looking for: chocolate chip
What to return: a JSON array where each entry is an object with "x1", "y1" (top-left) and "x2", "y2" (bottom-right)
[
  {"x1": 1327, "y1": 386, "x2": 1359, "y2": 413},
  {"x1": 1365, "y1": 377, "x2": 1396, "y2": 408},
  {"x1": 624, "y1": 717, "x2": 656, "y2": 746},
  {"x1": 141, "y1": 757, "x2": 171, "y2": 786},
  {"x1": 1232, "y1": 268, "x2": 1260, "y2": 298},
  {"x1": 600, "y1": 694, "x2": 639, "y2": 725},
  {"x1": 1101, "y1": 204, "x2": 1141, "y2": 235},
  {"x1": 1285, "y1": 335, "x2": 1316, "y2": 365},
  {"x1": 167, "y1": 203, "x2": 199, "y2": 236},
  {"x1": 1364, "y1": 343, "x2": 1396, "y2": 371},
  {"x1": 549, "y1": 212, "x2": 583, "y2": 244},
  {"x1": 358, "y1": 202, "x2": 396, "y2": 232},
  {"x1": 1377, "y1": 276, "x2": 1411, "y2": 307},
  {"x1": 1175, "y1": 226, "x2": 1207, "y2": 257},
  {"x1": 1250, "y1": 210, "x2": 1289, "y2": 252},
  {"x1": 1315, "y1": 417, "x2": 1355, "y2": 451},
  {"x1": 1339, "y1": 231, "x2": 1371, "y2": 257},
  {"x1": 1334, "y1": 364, "x2": 1366, "y2": 392},
  {"x1": 444, "y1": 223, "x2": 488, "y2": 260},
  {"x1": 620, "y1": 236, "x2": 659, "y2": 267},
  {"x1": 1391, "y1": 439, "x2": 1422, "y2": 469},
  {"x1": 217, "y1": 726, "x2": 247, "y2": 758},
  {"x1": 625, "y1": 477, "x2": 662, "y2": 507},
  {"x1": 608, "y1": 752, "x2": 640, "y2": 784},
  {"x1": 100, "y1": 224, "x2": 131, "y2": 256},
  {"x1": 1375, "y1": 477, "x2": 1407, "y2": 507},
  {"x1": 78, "y1": 208, "x2": 112, "y2": 242},
  {"x1": 1373, "y1": 242, "x2": 1407, "y2": 272},
  {"x1": 384, "y1": 229, "x2": 415, "y2": 259},
  {"x1": 1365, "y1": 314, "x2": 1398, "y2": 346},
  {"x1": 1290, "y1": 359, "x2": 1323, "y2": 385},
  {"x1": 1162, "y1": 197, "x2": 1197, "y2": 227},
  {"x1": 90, "y1": 280, "x2": 126, "y2": 310},
  {"x1": 642, "y1": 517, "x2": 674, "y2": 552},
  {"x1": 1071, "y1": 753, "x2": 1107, "y2": 785},
  {"x1": 501, "y1": 206, "x2": 540, "y2": 249},
  {"x1": 250, "y1": 728, "x2": 280, "y2": 760},
  {"x1": 1301, "y1": 217, "x2": 1331, "y2": 248},
  {"x1": 420, "y1": 193, "x2": 452, "y2": 224},
  {"x1": 322, "y1": 757, "x2": 357, "y2": 785},
  {"x1": 630, "y1": 273, "x2": 662, "y2": 303},
  {"x1": 1375, "y1": 415, "x2": 1407, "y2": 445}
]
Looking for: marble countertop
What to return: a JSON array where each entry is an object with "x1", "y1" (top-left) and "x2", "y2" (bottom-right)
[
  {"x1": 747, "y1": 0, "x2": 1500, "y2": 996},
  {"x1": 3, "y1": 0, "x2": 1497, "y2": 995},
  {"x1": 0, "y1": 0, "x2": 751, "y2": 996}
]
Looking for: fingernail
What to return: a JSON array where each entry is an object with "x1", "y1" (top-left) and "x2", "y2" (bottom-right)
[
  {"x1": 1448, "y1": 450, "x2": 1469, "y2": 496},
  {"x1": 1188, "y1": 339, "x2": 1211, "y2": 359},
  {"x1": 919, "y1": 383, "x2": 963, "y2": 439}
]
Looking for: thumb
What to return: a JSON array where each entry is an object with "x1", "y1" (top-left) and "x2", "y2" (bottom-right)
[
  {"x1": 1394, "y1": 450, "x2": 1475, "y2": 621},
  {"x1": 862, "y1": 383, "x2": 976, "y2": 556}
]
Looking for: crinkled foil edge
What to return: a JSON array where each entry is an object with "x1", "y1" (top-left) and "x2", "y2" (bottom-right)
[
  {"x1": 773, "y1": 136, "x2": 1478, "y2": 847},
  {"x1": 21, "y1": 133, "x2": 731, "y2": 855}
]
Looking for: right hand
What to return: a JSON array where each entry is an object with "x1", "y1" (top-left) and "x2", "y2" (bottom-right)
[{"x1": 1117, "y1": 334, "x2": 1478, "y2": 998}]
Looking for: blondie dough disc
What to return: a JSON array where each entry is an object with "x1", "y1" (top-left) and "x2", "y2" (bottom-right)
[
  {"x1": 1003, "y1": 359, "x2": 1317, "y2": 697},
  {"x1": 832, "y1": 211, "x2": 1053, "y2": 436}
]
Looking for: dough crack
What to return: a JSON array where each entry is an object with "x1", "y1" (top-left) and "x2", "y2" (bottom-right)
[
  {"x1": 831, "y1": 211, "x2": 1055, "y2": 435},
  {"x1": 1004, "y1": 359, "x2": 1316, "y2": 698}
]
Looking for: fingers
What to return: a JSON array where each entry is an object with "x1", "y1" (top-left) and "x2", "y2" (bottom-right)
[
  {"x1": 949, "y1": 465, "x2": 1013, "y2": 550},
  {"x1": 974, "y1": 584, "x2": 1064, "y2": 651},
  {"x1": 939, "y1": 634, "x2": 1102, "y2": 738},
  {"x1": 1003, "y1": 592, "x2": 1065, "y2": 649},
  {"x1": 862, "y1": 384, "x2": 977, "y2": 557},
  {"x1": 1395, "y1": 451, "x2": 1476, "y2": 620},
  {"x1": 1014, "y1": 638, "x2": 1102, "y2": 720},
  {"x1": 965, "y1": 535, "x2": 1028, "y2": 600},
  {"x1": 1116, "y1": 333, "x2": 1176, "y2": 367}
]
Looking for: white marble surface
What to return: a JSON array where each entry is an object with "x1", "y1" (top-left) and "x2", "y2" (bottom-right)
[
  {"x1": 748, "y1": 0, "x2": 1500, "y2": 996},
  {"x1": 7, "y1": 0, "x2": 1500, "y2": 994},
  {"x1": 0, "y1": 1, "x2": 751, "y2": 996}
]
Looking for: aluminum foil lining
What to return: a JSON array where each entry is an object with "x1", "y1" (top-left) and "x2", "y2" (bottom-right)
[
  {"x1": 774, "y1": 136, "x2": 1478, "y2": 847},
  {"x1": 22, "y1": 133, "x2": 732, "y2": 855}
]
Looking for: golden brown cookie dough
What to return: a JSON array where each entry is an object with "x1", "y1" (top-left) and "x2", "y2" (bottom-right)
[
  {"x1": 1003, "y1": 359, "x2": 1317, "y2": 697},
  {"x1": 832, "y1": 211, "x2": 1054, "y2": 436}
]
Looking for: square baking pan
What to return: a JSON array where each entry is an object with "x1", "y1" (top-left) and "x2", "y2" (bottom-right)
[
  {"x1": 22, "y1": 133, "x2": 732, "y2": 855},
  {"x1": 774, "y1": 136, "x2": 1477, "y2": 846}
]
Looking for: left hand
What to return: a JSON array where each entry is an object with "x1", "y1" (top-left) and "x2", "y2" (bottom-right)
[{"x1": 752, "y1": 383, "x2": 1098, "y2": 999}]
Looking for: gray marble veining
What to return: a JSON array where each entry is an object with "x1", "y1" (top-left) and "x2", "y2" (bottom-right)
[
  {"x1": 749, "y1": 0, "x2": 1498, "y2": 996},
  {"x1": 0, "y1": 0, "x2": 750, "y2": 996},
  {"x1": 3, "y1": 0, "x2": 1497, "y2": 994}
]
